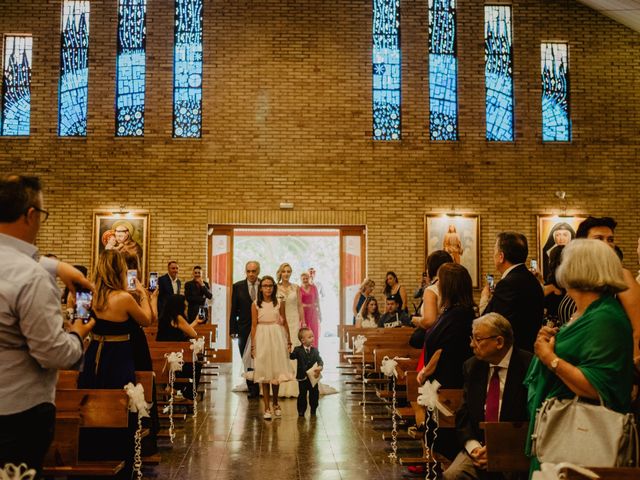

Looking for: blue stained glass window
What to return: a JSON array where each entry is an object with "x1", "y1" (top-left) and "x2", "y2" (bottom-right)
[
  {"x1": 373, "y1": 0, "x2": 401, "y2": 140},
  {"x1": 116, "y1": 0, "x2": 147, "y2": 137},
  {"x1": 1, "y1": 36, "x2": 32, "y2": 136},
  {"x1": 58, "y1": 1, "x2": 90, "y2": 137},
  {"x1": 541, "y1": 43, "x2": 570, "y2": 142},
  {"x1": 173, "y1": 0, "x2": 203, "y2": 138},
  {"x1": 429, "y1": 0, "x2": 458, "y2": 141},
  {"x1": 484, "y1": 5, "x2": 514, "y2": 142}
]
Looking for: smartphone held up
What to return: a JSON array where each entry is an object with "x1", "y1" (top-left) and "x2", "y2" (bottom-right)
[
  {"x1": 148, "y1": 272, "x2": 158, "y2": 291},
  {"x1": 127, "y1": 269, "x2": 137, "y2": 291},
  {"x1": 75, "y1": 289, "x2": 93, "y2": 324}
]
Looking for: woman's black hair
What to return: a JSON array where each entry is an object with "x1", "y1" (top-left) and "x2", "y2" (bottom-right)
[
  {"x1": 383, "y1": 271, "x2": 399, "y2": 296},
  {"x1": 157, "y1": 294, "x2": 187, "y2": 337}
]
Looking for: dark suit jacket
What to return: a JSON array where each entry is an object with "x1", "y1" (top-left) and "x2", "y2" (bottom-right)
[
  {"x1": 423, "y1": 305, "x2": 474, "y2": 389},
  {"x1": 289, "y1": 345, "x2": 324, "y2": 381},
  {"x1": 455, "y1": 347, "x2": 532, "y2": 448},
  {"x1": 184, "y1": 279, "x2": 212, "y2": 321},
  {"x1": 229, "y1": 279, "x2": 256, "y2": 338},
  {"x1": 158, "y1": 274, "x2": 181, "y2": 316},
  {"x1": 483, "y1": 264, "x2": 544, "y2": 352}
]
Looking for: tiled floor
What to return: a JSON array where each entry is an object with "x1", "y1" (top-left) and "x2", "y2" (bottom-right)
[{"x1": 148, "y1": 347, "x2": 421, "y2": 480}]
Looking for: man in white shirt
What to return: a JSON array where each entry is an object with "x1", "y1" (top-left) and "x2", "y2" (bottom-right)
[
  {"x1": 0, "y1": 175, "x2": 94, "y2": 475},
  {"x1": 444, "y1": 313, "x2": 532, "y2": 480},
  {"x1": 158, "y1": 260, "x2": 181, "y2": 316}
]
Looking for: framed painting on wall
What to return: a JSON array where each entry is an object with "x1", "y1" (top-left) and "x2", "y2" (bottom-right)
[
  {"x1": 537, "y1": 215, "x2": 587, "y2": 281},
  {"x1": 425, "y1": 214, "x2": 480, "y2": 288},
  {"x1": 92, "y1": 211, "x2": 150, "y2": 281}
]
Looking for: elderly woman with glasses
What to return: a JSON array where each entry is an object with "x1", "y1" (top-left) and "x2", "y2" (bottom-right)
[{"x1": 524, "y1": 239, "x2": 634, "y2": 475}]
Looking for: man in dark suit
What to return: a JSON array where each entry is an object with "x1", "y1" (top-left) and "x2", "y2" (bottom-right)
[
  {"x1": 480, "y1": 232, "x2": 544, "y2": 352},
  {"x1": 158, "y1": 260, "x2": 181, "y2": 317},
  {"x1": 229, "y1": 260, "x2": 260, "y2": 398},
  {"x1": 443, "y1": 313, "x2": 532, "y2": 480},
  {"x1": 184, "y1": 265, "x2": 212, "y2": 322},
  {"x1": 289, "y1": 327, "x2": 323, "y2": 416}
]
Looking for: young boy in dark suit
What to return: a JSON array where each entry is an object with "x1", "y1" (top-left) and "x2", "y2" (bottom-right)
[{"x1": 290, "y1": 327, "x2": 323, "y2": 416}]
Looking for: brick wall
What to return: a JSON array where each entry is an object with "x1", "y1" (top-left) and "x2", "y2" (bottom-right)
[{"x1": 1, "y1": 0, "x2": 639, "y2": 296}]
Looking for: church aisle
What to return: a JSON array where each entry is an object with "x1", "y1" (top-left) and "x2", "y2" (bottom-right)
[{"x1": 149, "y1": 365, "x2": 413, "y2": 480}]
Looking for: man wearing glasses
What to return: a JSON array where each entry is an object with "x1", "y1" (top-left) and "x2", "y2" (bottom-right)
[
  {"x1": 443, "y1": 313, "x2": 532, "y2": 480},
  {"x1": 0, "y1": 175, "x2": 95, "y2": 475}
]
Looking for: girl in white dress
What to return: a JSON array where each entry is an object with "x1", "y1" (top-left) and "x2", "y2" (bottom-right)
[
  {"x1": 248, "y1": 276, "x2": 295, "y2": 419},
  {"x1": 276, "y1": 263, "x2": 305, "y2": 398}
]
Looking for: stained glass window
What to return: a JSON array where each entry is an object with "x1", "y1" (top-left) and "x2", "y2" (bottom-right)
[
  {"x1": 541, "y1": 43, "x2": 570, "y2": 142},
  {"x1": 58, "y1": 1, "x2": 90, "y2": 137},
  {"x1": 1, "y1": 36, "x2": 32, "y2": 136},
  {"x1": 173, "y1": 0, "x2": 203, "y2": 138},
  {"x1": 484, "y1": 5, "x2": 514, "y2": 142},
  {"x1": 373, "y1": 0, "x2": 401, "y2": 140},
  {"x1": 429, "y1": 0, "x2": 458, "y2": 141},
  {"x1": 116, "y1": 0, "x2": 147, "y2": 137}
]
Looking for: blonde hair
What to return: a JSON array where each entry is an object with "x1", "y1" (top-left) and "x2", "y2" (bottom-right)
[
  {"x1": 92, "y1": 250, "x2": 128, "y2": 311},
  {"x1": 276, "y1": 262, "x2": 293, "y2": 283},
  {"x1": 359, "y1": 277, "x2": 375, "y2": 292},
  {"x1": 556, "y1": 239, "x2": 628, "y2": 294}
]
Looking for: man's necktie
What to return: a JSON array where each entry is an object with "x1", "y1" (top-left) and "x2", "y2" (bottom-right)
[
  {"x1": 485, "y1": 366, "x2": 501, "y2": 422},
  {"x1": 250, "y1": 283, "x2": 256, "y2": 301},
  {"x1": 305, "y1": 347, "x2": 310, "y2": 354}
]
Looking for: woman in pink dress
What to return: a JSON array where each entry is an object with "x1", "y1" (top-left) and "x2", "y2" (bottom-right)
[{"x1": 300, "y1": 271, "x2": 321, "y2": 348}]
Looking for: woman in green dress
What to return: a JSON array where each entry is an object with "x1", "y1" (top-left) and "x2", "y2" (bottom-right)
[{"x1": 524, "y1": 239, "x2": 634, "y2": 476}]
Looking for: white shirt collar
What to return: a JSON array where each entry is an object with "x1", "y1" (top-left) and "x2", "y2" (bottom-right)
[
  {"x1": 501, "y1": 263, "x2": 524, "y2": 280},
  {"x1": 491, "y1": 345, "x2": 513, "y2": 370}
]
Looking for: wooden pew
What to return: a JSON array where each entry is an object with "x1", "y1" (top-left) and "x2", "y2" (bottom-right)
[
  {"x1": 43, "y1": 389, "x2": 129, "y2": 477},
  {"x1": 481, "y1": 421, "x2": 530, "y2": 473}
]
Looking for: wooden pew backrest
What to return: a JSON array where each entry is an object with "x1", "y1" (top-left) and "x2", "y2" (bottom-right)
[
  {"x1": 481, "y1": 421, "x2": 530, "y2": 473},
  {"x1": 55, "y1": 389, "x2": 129, "y2": 428}
]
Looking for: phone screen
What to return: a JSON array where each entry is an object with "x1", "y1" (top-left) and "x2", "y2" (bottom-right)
[
  {"x1": 127, "y1": 270, "x2": 137, "y2": 290},
  {"x1": 198, "y1": 306, "x2": 206, "y2": 320},
  {"x1": 75, "y1": 290, "x2": 93, "y2": 323},
  {"x1": 486, "y1": 274, "x2": 495, "y2": 290},
  {"x1": 149, "y1": 272, "x2": 158, "y2": 291},
  {"x1": 530, "y1": 259, "x2": 538, "y2": 271}
]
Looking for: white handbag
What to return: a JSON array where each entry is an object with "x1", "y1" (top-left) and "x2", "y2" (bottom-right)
[{"x1": 531, "y1": 395, "x2": 639, "y2": 467}]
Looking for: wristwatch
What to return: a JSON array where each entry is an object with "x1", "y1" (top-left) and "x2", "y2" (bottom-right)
[{"x1": 549, "y1": 357, "x2": 560, "y2": 372}]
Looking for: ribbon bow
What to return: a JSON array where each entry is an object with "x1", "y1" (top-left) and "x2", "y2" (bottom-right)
[
  {"x1": 380, "y1": 356, "x2": 398, "y2": 378},
  {"x1": 165, "y1": 351, "x2": 184, "y2": 373},
  {"x1": 124, "y1": 382, "x2": 150, "y2": 418},
  {"x1": 0, "y1": 464, "x2": 36, "y2": 480},
  {"x1": 417, "y1": 379, "x2": 455, "y2": 416},
  {"x1": 190, "y1": 337, "x2": 205, "y2": 355},
  {"x1": 353, "y1": 335, "x2": 367, "y2": 353}
]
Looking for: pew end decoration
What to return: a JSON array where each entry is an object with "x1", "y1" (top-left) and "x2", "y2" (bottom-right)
[
  {"x1": 163, "y1": 350, "x2": 184, "y2": 442},
  {"x1": 417, "y1": 379, "x2": 450, "y2": 479},
  {"x1": 0, "y1": 464, "x2": 36, "y2": 480},
  {"x1": 380, "y1": 356, "x2": 399, "y2": 462},
  {"x1": 124, "y1": 382, "x2": 151, "y2": 480},
  {"x1": 190, "y1": 336, "x2": 205, "y2": 417},
  {"x1": 353, "y1": 335, "x2": 368, "y2": 417}
]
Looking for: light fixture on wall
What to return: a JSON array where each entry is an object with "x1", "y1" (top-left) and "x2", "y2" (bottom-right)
[
  {"x1": 555, "y1": 191, "x2": 568, "y2": 216},
  {"x1": 114, "y1": 204, "x2": 130, "y2": 217},
  {"x1": 279, "y1": 201, "x2": 294, "y2": 210}
]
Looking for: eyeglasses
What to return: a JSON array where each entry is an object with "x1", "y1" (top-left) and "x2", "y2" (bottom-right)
[
  {"x1": 28, "y1": 205, "x2": 49, "y2": 223},
  {"x1": 470, "y1": 335, "x2": 499, "y2": 344}
]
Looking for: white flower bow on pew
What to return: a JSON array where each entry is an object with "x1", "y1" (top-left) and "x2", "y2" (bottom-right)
[
  {"x1": 190, "y1": 337, "x2": 205, "y2": 355},
  {"x1": 353, "y1": 335, "x2": 367, "y2": 354},
  {"x1": 417, "y1": 379, "x2": 453, "y2": 416},
  {"x1": 124, "y1": 382, "x2": 151, "y2": 480},
  {"x1": 380, "y1": 356, "x2": 398, "y2": 378},
  {"x1": 165, "y1": 351, "x2": 184, "y2": 373},
  {"x1": 0, "y1": 464, "x2": 35, "y2": 480},
  {"x1": 163, "y1": 351, "x2": 184, "y2": 443}
]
